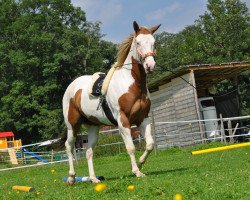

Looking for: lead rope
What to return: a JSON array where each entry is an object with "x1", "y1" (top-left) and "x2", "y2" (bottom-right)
[
  {"x1": 156, "y1": 63, "x2": 197, "y2": 90},
  {"x1": 108, "y1": 62, "x2": 197, "y2": 90}
]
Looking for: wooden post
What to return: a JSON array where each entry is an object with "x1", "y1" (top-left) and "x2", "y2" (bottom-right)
[
  {"x1": 232, "y1": 123, "x2": 239, "y2": 136},
  {"x1": 220, "y1": 114, "x2": 226, "y2": 143},
  {"x1": 235, "y1": 76, "x2": 242, "y2": 116},
  {"x1": 51, "y1": 149, "x2": 54, "y2": 162},
  {"x1": 21, "y1": 149, "x2": 25, "y2": 164},
  {"x1": 151, "y1": 111, "x2": 158, "y2": 155},
  {"x1": 227, "y1": 120, "x2": 234, "y2": 143},
  {"x1": 190, "y1": 70, "x2": 205, "y2": 143}
]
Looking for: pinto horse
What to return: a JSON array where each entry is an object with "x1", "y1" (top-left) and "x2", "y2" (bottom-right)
[{"x1": 62, "y1": 21, "x2": 161, "y2": 185}]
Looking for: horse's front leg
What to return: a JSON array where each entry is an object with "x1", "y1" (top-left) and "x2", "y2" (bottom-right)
[
  {"x1": 118, "y1": 115, "x2": 145, "y2": 177},
  {"x1": 138, "y1": 117, "x2": 155, "y2": 169}
]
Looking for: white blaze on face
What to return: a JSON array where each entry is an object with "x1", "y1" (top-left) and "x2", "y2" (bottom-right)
[{"x1": 135, "y1": 34, "x2": 156, "y2": 73}]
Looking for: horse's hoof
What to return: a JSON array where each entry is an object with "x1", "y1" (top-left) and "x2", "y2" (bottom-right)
[
  {"x1": 133, "y1": 170, "x2": 145, "y2": 178},
  {"x1": 136, "y1": 172, "x2": 146, "y2": 178},
  {"x1": 91, "y1": 177, "x2": 101, "y2": 183},
  {"x1": 66, "y1": 177, "x2": 75, "y2": 186}
]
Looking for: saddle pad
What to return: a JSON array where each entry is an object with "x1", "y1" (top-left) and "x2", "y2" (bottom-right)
[{"x1": 88, "y1": 72, "x2": 106, "y2": 97}]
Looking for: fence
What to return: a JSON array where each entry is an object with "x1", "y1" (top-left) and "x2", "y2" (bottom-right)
[
  {"x1": 153, "y1": 114, "x2": 250, "y2": 149},
  {"x1": 0, "y1": 115, "x2": 249, "y2": 171}
]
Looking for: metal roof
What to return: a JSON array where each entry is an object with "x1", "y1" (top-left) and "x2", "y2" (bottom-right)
[{"x1": 149, "y1": 61, "x2": 250, "y2": 92}]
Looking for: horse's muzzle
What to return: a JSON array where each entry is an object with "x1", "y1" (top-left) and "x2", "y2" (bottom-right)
[{"x1": 144, "y1": 58, "x2": 156, "y2": 73}]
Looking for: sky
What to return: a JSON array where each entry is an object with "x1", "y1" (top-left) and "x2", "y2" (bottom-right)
[{"x1": 71, "y1": 0, "x2": 250, "y2": 43}]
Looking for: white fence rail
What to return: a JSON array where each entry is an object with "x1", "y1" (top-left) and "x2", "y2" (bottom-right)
[{"x1": 0, "y1": 115, "x2": 249, "y2": 171}]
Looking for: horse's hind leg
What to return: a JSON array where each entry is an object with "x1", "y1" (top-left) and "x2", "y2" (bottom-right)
[
  {"x1": 65, "y1": 129, "x2": 77, "y2": 185},
  {"x1": 86, "y1": 125, "x2": 100, "y2": 183},
  {"x1": 138, "y1": 117, "x2": 155, "y2": 169},
  {"x1": 64, "y1": 102, "x2": 82, "y2": 185}
]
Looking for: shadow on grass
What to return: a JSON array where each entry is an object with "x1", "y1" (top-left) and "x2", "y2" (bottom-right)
[
  {"x1": 146, "y1": 167, "x2": 189, "y2": 176},
  {"x1": 106, "y1": 167, "x2": 189, "y2": 181}
]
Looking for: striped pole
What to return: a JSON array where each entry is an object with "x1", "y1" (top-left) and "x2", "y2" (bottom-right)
[{"x1": 192, "y1": 142, "x2": 250, "y2": 155}]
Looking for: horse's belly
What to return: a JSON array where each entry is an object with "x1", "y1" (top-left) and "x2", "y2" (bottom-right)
[{"x1": 81, "y1": 93, "x2": 114, "y2": 126}]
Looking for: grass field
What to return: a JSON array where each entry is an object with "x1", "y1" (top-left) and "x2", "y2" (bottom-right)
[{"x1": 0, "y1": 142, "x2": 249, "y2": 200}]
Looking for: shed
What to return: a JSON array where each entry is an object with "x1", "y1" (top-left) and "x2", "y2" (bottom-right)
[{"x1": 148, "y1": 61, "x2": 250, "y2": 148}]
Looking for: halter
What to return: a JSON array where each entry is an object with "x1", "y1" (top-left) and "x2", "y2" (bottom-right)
[
  {"x1": 133, "y1": 37, "x2": 157, "y2": 63},
  {"x1": 140, "y1": 52, "x2": 156, "y2": 62}
]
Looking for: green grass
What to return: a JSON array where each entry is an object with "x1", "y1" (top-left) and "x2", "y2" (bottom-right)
[{"x1": 0, "y1": 142, "x2": 249, "y2": 200}]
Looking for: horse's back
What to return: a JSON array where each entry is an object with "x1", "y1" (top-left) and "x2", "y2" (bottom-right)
[
  {"x1": 62, "y1": 75, "x2": 91, "y2": 117},
  {"x1": 63, "y1": 75, "x2": 113, "y2": 126},
  {"x1": 63, "y1": 75, "x2": 91, "y2": 100}
]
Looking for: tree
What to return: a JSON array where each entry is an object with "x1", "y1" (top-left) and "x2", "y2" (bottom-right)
[
  {"x1": 153, "y1": 25, "x2": 206, "y2": 81},
  {"x1": 198, "y1": 0, "x2": 250, "y2": 115},
  {"x1": 0, "y1": 0, "x2": 112, "y2": 143},
  {"x1": 197, "y1": 0, "x2": 250, "y2": 62},
  {"x1": 155, "y1": 0, "x2": 249, "y2": 67}
]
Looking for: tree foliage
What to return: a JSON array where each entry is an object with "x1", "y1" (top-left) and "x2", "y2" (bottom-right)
[
  {"x1": 198, "y1": 0, "x2": 250, "y2": 62},
  {"x1": 0, "y1": 0, "x2": 249, "y2": 144},
  {"x1": 0, "y1": 0, "x2": 116, "y2": 143},
  {"x1": 155, "y1": 0, "x2": 249, "y2": 68}
]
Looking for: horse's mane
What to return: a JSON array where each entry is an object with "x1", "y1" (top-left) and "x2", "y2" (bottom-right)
[{"x1": 115, "y1": 33, "x2": 135, "y2": 68}]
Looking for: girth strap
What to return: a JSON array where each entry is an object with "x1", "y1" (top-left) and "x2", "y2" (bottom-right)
[{"x1": 98, "y1": 96, "x2": 118, "y2": 126}]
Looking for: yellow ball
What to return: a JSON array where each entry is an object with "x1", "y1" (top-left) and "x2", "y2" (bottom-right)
[
  {"x1": 50, "y1": 169, "x2": 55, "y2": 173},
  {"x1": 173, "y1": 193, "x2": 183, "y2": 200},
  {"x1": 127, "y1": 185, "x2": 135, "y2": 191},
  {"x1": 94, "y1": 183, "x2": 106, "y2": 192}
]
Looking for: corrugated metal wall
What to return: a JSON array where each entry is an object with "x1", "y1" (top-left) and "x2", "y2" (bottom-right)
[{"x1": 150, "y1": 73, "x2": 202, "y2": 148}]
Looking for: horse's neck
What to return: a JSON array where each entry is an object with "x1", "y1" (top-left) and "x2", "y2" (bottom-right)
[
  {"x1": 124, "y1": 40, "x2": 139, "y2": 67},
  {"x1": 114, "y1": 42, "x2": 147, "y2": 93}
]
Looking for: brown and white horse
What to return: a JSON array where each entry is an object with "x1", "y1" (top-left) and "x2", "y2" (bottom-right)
[{"x1": 62, "y1": 21, "x2": 161, "y2": 185}]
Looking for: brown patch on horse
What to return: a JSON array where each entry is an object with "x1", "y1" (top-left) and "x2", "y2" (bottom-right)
[
  {"x1": 118, "y1": 57, "x2": 151, "y2": 128},
  {"x1": 87, "y1": 116, "x2": 103, "y2": 125},
  {"x1": 135, "y1": 27, "x2": 152, "y2": 36},
  {"x1": 120, "y1": 111, "x2": 130, "y2": 128},
  {"x1": 68, "y1": 89, "x2": 110, "y2": 129},
  {"x1": 68, "y1": 89, "x2": 83, "y2": 137}
]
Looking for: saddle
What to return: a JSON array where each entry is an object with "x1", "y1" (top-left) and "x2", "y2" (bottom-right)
[
  {"x1": 87, "y1": 66, "x2": 118, "y2": 126},
  {"x1": 88, "y1": 72, "x2": 106, "y2": 97},
  {"x1": 88, "y1": 64, "x2": 116, "y2": 97}
]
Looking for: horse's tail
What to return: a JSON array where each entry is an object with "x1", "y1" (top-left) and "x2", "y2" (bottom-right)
[{"x1": 55, "y1": 128, "x2": 68, "y2": 150}]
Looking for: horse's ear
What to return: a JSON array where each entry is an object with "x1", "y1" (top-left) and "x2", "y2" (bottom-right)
[
  {"x1": 133, "y1": 21, "x2": 140, "y2": 33},
  {"x1": 150, "y1": 24, "x2": 161, "y2": 34}
]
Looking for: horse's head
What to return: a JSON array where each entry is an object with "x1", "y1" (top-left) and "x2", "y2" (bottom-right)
[{"x1": 133, "y1": 21, "x2": 161, "y2": 73}]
